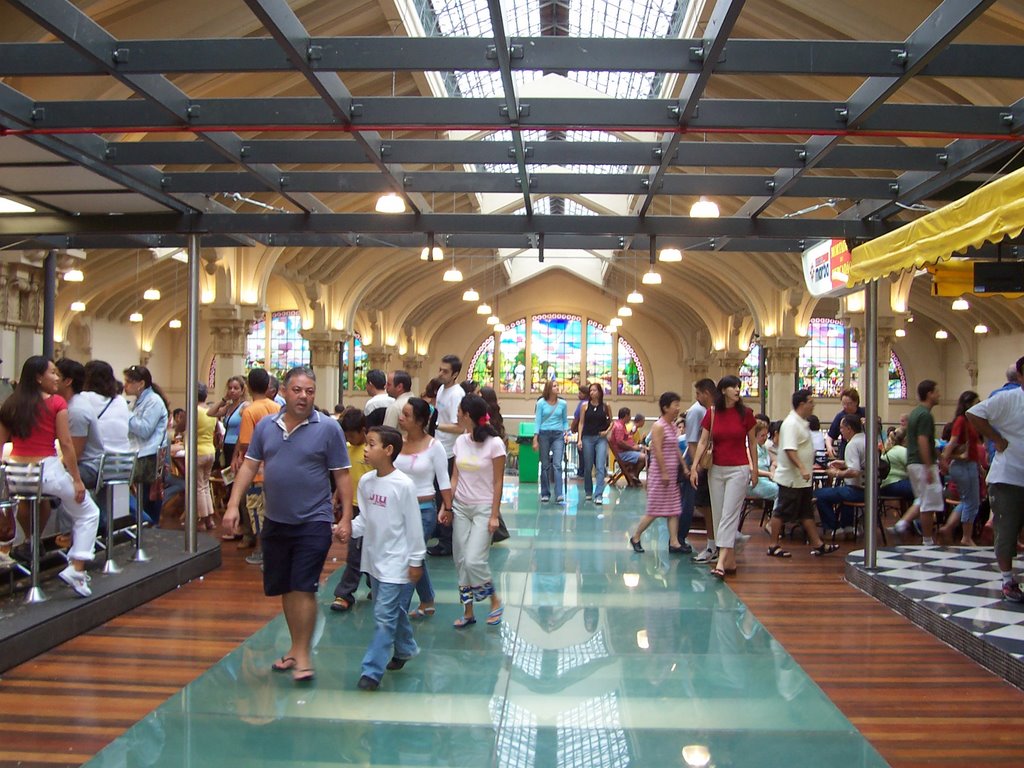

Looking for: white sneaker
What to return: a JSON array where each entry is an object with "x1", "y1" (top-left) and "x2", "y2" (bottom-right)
[
  {"x1": 693, "y1": 547, "x2": 719, "y2": 564},
  {"x1": 735, "y1": 533, "x2": 751, "y2": 550},
  {"x1": 59, "y1": 565, "x2": 92, "y2": 598}
]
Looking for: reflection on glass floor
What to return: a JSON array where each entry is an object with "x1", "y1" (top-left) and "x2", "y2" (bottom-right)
[{"x1": 85, "y1": 482, "x2": 889, "y2": 767}]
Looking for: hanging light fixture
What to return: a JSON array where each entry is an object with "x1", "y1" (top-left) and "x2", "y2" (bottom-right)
[
  {"x1": 951, "y1": 298, "x2": 969, "y2": 311},
  {"x1": 477, "y1": 302, "x2": 491, "y2": 315},
  {"x1": 617, "y1": 305, "x2": 632, "y2": 317},
  {"x1": 420, "y1": 232, "x2": 443, "y2": 261},
  {"x1": 442, "y1": 247, "x2": 463, "y2": 282},
  {"x1": 169, "y1": 319, "x2": 182, "y2": 329},
  {"x1": 935, "y1": 329, "x2": 948, "y2": 339},
  {"x1": 462, "y1": 287, "x2": 479, "y2": 302},
  {"x1": 143, "y1": 288, "x2": 161, "y2": 301},
  {"x1": 486, "y1": 314, "x2": 499, "y2": 326},
  {"x1": 70, "y1": 300, "x2": 86, "y2": 312},
  {"x1": 895, "y1": 328, "x2": 906, "y2": 337},
  {"x1": 63, "y1": 269, "x2": 84, "y2": 282},
  {"x1": 690, "y1": 133, "x2": 720, "y2": 217},
  {"x1": 659, "y1": 246, "x2": 682, "y2": 262},
  {"x1": 375, "y1": 192, "x2": 406, "y2": 213},
  {"x1": 609, "y1": 317, "x2": 623, "y2": 328},
  {"x1": 494, "y1": 323, "x2": 506, "y2": 333},
  {"x1": 626, "y1": 289, "x2": 644, "y2": 303},
  {"x1": 642, "y1": 237, "x2": 662, "y2": 284},
  {"x1": 974, "y1": 323, "x2": 988, "y2": 334},
  {"x1": 129, "y1": 312, "x2": 143, "y2": 323}
]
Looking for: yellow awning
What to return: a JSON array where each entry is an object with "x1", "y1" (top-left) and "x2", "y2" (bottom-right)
[{"x1": 848, "y1": 165, "x2": 1024, "y2": 286}]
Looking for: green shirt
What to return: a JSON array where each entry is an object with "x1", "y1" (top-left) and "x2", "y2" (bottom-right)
[{"x1": 905, "y1": 404, "x2": 935, "y2": 466}]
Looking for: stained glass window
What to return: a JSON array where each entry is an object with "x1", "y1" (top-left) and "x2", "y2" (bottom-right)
[
  {"x1": 531, "y1": 314, "x2": 582, "y2": 394},
  {"x1": 798, "y1": 318, "x2": 907, "y2": 400},
  {"x1": 587, "y1": 320, "x2": 613, "y2": 394},
  {"x1": 341, "y1": 332, "x2": 366, "y2": 391},
  {"x1": 268, "y1": 311, "x2": 309, "y2": 377},
  {"x1": 739, "y1": 343, "x2": 761, "y2": 398},
  {"x1": 468, "y1": 336, "x2": 495, "y2": 389},
  {"x1": 888, "y1": 351, "x2": 908, "y2": 399},
  {"x1": 246, "y1": 314, "x2": 266, "y2": 370},
  {"x1": 617, "y1": 336, "x2": 646, "y2": 395},
  {"x1": 500, "y1": 319, "x2": 527, "y2": 393}
]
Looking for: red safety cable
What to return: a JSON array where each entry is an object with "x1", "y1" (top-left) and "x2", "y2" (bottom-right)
[{"x1": 0, "y1": 124, "x2": 1022, "y2": 142}]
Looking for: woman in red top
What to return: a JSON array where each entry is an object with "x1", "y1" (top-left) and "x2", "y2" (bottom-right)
[
  {"x1": 688, "y1": 375, "x2": 757, "y2": 579},
  {"x1": 0, "y1": 356, "x2": 100, "y2": 597},
  {"x1": 939, "y1": 390, "x2": 981, "y2": 546}
]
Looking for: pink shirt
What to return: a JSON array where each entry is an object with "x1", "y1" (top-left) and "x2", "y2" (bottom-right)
[{"x1": 453, "y1": 434, "x2": 506, "y2": 505}]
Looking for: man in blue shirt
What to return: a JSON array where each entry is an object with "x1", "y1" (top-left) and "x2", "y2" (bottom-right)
[{"x1": 224, "y1": 366, "x2": 353, "y2": 682}]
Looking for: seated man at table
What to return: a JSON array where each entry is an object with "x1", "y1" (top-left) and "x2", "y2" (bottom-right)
[
  {"x1": 814, "y1": 414, "x2": 865, "y2": 538},
  {"x1": 610, "y1": 407, "x2": 646, "y2": 487}
]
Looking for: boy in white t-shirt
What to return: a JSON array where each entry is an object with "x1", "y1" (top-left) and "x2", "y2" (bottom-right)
[{"x1": 351, "y1": 426, "x2": 425, "y2": 690}]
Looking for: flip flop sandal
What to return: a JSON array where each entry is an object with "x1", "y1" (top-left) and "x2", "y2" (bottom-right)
[
  {"x1": 453, "y1": 615, "x2": 477, "y2": 629},
  {"x1": 409, "y1": 606, "x2": 436, "y2": 619},
  {"x1": 272, "y1": 656, "x2": 296, "y2": 672},
  {"x1": 767, "y1": 546, "x2": 792, "y2": 558},
  {"x1": 486, "y1": 605, "x2": 504, "y2": 625},
  {"x1": 709, "y1": 568, "x2": 726, "y2": 580},
  {"x1": 811, "y1": 543, "x2": 840, "y2": 556},
  {"x1": 292, "y1": 668, "x2": 315, "y2": 682},
  {"x1": 330, "y1": 597, "x2": 353, "y2": 612}
]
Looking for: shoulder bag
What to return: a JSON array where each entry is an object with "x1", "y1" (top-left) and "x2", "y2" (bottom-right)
[{"x1": 698, "y1": 409, "x2": 715, "y2": 470}]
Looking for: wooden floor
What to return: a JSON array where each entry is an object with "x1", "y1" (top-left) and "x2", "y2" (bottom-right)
[{"x1": 2, "y1": 514, "x2": 1024, "y2": 767}]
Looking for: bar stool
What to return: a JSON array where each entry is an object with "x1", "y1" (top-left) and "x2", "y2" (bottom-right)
[
  {"x1": 95, "y1": 451, "x2": 138, "y2": 575},
  {"x1": 0, "y1": 466, "x2": 17, "y2": 591},
  {"x1": 4, "y1": 461, "x2": 48, "y2": 604}
]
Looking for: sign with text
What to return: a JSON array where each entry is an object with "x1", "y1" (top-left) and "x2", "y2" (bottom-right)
[{"x1": 802, "y1": 239, "x2": 852, "y2": 297}]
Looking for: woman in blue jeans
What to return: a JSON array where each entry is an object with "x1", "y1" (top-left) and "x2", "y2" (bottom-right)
[
  {"x1": 940, "y1": 390, "x2": 982, "y2": 546},
  {"x1": 395, "y1": 397, "x2": 452, "y2": 618},
  {"x1": 577, "y1": 382, "x2": 613, "y2": 504},
  {"x1": 533, "y1": 380, "x2": 568, "y2": 503}
]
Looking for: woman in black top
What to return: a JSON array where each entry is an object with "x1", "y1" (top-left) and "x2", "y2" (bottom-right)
[{"x1": 576, "y1": 382, "x2": 612, "y2": 504}]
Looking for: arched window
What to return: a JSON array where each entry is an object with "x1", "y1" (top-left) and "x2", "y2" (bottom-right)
[
  {"x1": 467, "y1": 319, "x2": 528, "y2": 392},
  {"x1": 617, "y1": 336, "x2": 646, "y2": 395},
  {"x1": 468, "y1": 335, "x2": 495, "y2": 389},
  {"x1": 798, "y1": 318, "x2": 907, "y2": 399},
  {"x1": 531, "y1": 314, "x2": 582, "y2": 394},
  {"x1": 246, "y1": 314, "x2": 266, "y2": 370},
  {"x1": 341, "y1": 332, "x2": 367, "y2": 391},
  {"x1": 739, "y1": 343, "x2": 761, "y2": 398},
  {"x1": 587, "y1": 320, "x2": 613, "y2": 394},
  {"x1": 243, "y1": 310, "x2": 310, "y2": 379}
]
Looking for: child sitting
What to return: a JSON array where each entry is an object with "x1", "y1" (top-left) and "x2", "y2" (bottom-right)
[{"x1": 353, "y1": 426, "x2": 425, "y2": 691}]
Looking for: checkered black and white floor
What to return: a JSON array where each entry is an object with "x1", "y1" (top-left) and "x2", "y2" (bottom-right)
[{"x1": 846, "y1": 546, "x2": 1024, "y2": 689}]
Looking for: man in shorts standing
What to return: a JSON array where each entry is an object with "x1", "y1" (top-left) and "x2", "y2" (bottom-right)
[
  {"x1": 224, "y1": 366, "x2": 353, "y2": 682},
  {"x1": 769, "y1": 388, "x2": 839, "y2": 557},
  {"x1": 906, "y1": 379, "x2": 942, "y2": 546},
  {"x1": 686, "y1": 379, "x2": 717, "y2": 562}
]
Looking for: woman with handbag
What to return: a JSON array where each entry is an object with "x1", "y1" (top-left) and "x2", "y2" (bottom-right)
[
  {"x1": 629, "y1": 392, "x2": 687, "y2": 553},
  {"x1": 577, "y1": 382, "x2": 613, "y2": 505},
  {"x1": 689, "y1": 375, "x2": 758, "y2": 579},
  {"x1": 939, "y1": 390, "x2": 982, "y2": 546}
]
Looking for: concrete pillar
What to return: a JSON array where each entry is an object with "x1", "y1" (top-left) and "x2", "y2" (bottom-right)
[
  {"x1": 763, "y1": 338, "x2": 802, "y2": 418},
  {"x1": 204, "y1": 307, "x2": 251, "y2": 389},
  {"x1": 304, "y1": 330, "x2": 344, "y2": 410},
  {"x1": 402, "y1": 353, "x2": 427, "y2": 395},
  {"x1": 711, "y1": 351, "x2": 747, "y2": 382},
  {"x1": 364, "y1": 345, "x2": 395, "y2": 372}
]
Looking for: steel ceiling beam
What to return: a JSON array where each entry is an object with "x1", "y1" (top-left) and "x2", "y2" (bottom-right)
[
  {"x1": 5, "y1": 0, "x2": 334, "y2": 217},
  {"x1": 486, "y1": 0, "x2": 533, "y2": 215},
  {"x1": 743, "y1": 0, "x2": 997, "y2": 218},
  {"x1": 242, "y1": 0, "x2": 426, "y2": 215},
  {"x1": 638, "y1": 0, "x2": 746, "y2": 218},
  {"x1": 0, "y1": 212, "x2": 889, "y2": 241},
  {"x1": 4, "y1": 39, "x2": 1022, "y2": 79},
  {"x1": 21, "y1": 96, "x2": 1016, "y2": 135},
  {"x1": 151, "y1": 169, "x2": 910, "y2": 200},
  {"x1": 98, "y1": 138, "x2": 950, "y2": 172}
]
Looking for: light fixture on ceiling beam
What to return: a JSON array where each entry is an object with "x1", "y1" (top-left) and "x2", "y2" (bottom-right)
[
  {"x1": 70, "y1": 301, "x2": 86, "y2": 312},
  {"x1": 63, "y1": 269, "x2": 84, "y2": 282},
  {"x1": 609, "y1": 317, "x2": 622, "y2": 328},
  {"x1": 486, "y1": 314, "x2": 500, "y2": 326},
  {"x1": 494, "y1": 323, "x2": 506, "y2": 333},
  {"x1": 659, "y1": 245, "x2": 682, "y2": 262},
  {"x1": 618, "y1": 305, "x2": 632, "y2": 317},
  {"x1": 895, "y1": 328, "x2": 906, "y2": 337},
  {"x1": 442, "y1": 248, "x2": 463, "y2": 282},
  {"x1": 143, "y1": 288, "x2": 161, "y2": 301},
  {"x1": 129, "y1": 312, "x2": 143, "y2": 323},
  {"x1": 477, "y1": 302, "x2": 491, "y2": 315},
  {"x1": 375, "y1": 191, "x2": 406, "y2": 213},
  {"x1": 951, "y1": 297, "x2": 969, "y2": 311},
  {"x1": 462, "y1": 287, "x2": 479, "y2": 302},
  {"x1": 643, "y1": 237, "x2": 662, "y2": 284},
  {"x1": 974, "y1": 323, "x2": 988, "y2": 334},
  {"x1": 935, "y1": 329, "x2": 948, "y2": 339},
  {"x1": 690, "y1": 196, "x2": 720, "y2": 218},
  {"x1": 421, "y1": 232, "x2": 444, "y2": 261},
  {"x1": 626, "y1": 290, "x2": 644, "y2": 304},
  {"x1": 169, "y1": 319, "x2": 182, "y2": 329}
]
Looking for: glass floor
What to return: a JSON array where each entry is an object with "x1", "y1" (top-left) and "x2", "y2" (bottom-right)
[{"x1": 86, "y1": 481, "x2": 889, "y2": 768}]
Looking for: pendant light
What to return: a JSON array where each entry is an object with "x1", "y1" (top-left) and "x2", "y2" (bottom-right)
[
  {"x1": 421, "y1": 231, "x2": 443, "y2": 261},
  {"x1": 143, "y1": 288, "x2": 161, "y2": 301},
  {"x1": 462, "y1": 287, "x2": 479, "y2": 302},
  {"x1": 642, "y1": 237, "x2": 662, "y2": 284},
  {"x1": 689, "y1": 133, "x2": 720, "y2": 218},
  {"x1": 70, "y1": 300, "x2": 86, "y2": 312},
  {"x1": 617, "y1": 306, "x2": 632, "y2": 317},
  {"x1": 375, "y1": 192, "x2": 406, "y2": 213},
  {"x1": 658, "y1": 201, "x2": 683, "y2": 261},
  {"x1": 442, "y1": 246, "x2": 462, "y2": 282},
  {"x1": 64, "y1": 268, "x2": 84, "y2": 282},
  {"x1": 626, "y1": 249, "x2": 644, "y2": 303},
  {"x1": 477, "y1": 302, "x2": 491, "y2": 315},
  {"x1": 951, "y1": 298, "x2": 969, "y2": 311}
]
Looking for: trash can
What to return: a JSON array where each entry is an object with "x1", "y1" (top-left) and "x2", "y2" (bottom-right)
[{"x1": 517, "y1": 422, "x2": 538, "y2": 483}]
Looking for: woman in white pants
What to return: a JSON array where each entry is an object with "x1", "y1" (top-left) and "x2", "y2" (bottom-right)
[
  {"x1": 689, "y1": 375, "x2": 757, "y2": 580},
  {"x1": 444, "y1": 394, "x2": 505, "y2": 628},
  {"x1": 0, "y1": 356, "x2": 100, "y2": 597}
]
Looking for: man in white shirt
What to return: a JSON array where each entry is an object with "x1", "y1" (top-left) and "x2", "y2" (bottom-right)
[
  {"x1": 968, "y1": 355, "x2": 1024, "y2": 602},
  {"x1": 814, "y1": 414, "x2": 865, "y2": 538},
  {"x1": 383, "y1": 370, "x2": 414, "y2": 430},
  {"x1": 770, "y1": 389, "x2": 839, "y2": 556},
  {"x1": 363, "y1": 369, "x2": 394, "y2": 426},
  {"x1": 428, "y1": 354, "x2": 466, "y2": 556}
]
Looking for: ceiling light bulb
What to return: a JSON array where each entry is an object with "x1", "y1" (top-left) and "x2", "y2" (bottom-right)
[
  {"x1": 442, "y1": 267, "x2": 463, "y2": 282},
  {"x1": 420, "y1": 246, "x2": 444, "y2": 261},
  {"x1": 129, "y1": 312, "x2": 143, "y2": 323},
  {"x1": 609, "y1": 317, "x2": 622, "y2": 328},
  {"x1": 974, "y1": 324, "x2": 988, "y2": 334},
  {"x1": 63, "y1": 269, "x2": 84, "y2": 282},
  {"x1": 626, "y1": 290, "x2": 644, "y2": 304},
  {"x1": 477, "y1": 303, "x2": 491, "y2": 315},
  {"x1": 486, "y1": 315, "x2": 499, "y2": 326},
  {"x1": 169, "y1": 319, "x2": 182, "y2": 329},
  {"x1": 951, "y1": 298, "x2": 969, "y2": 311},
  {"x1": 70, "y1": 301, "x2": 86, "y2": 312},
  {"x1": 617, "y1": 306, "x2": 632, "y2": 317},
  {"x1": 935, "y1": 329, "x2": 948, "y2": 339},
  {"x1": 895, "y1": 328, "x2": 906, "y2": 337},
  {"x1": 493, "y1": 323, "x2": 506, "y2": 333},
  {"x1": 462, "y1": 288, "x2": 479, "y2": 302},
  {"x1": 143, "y1": 288, "x2": 161, "y2": 301},
  {"x1": 658, "y1": 247, "x2": 682, "y2": 262},
  {"x1": 689, "y1": 196, "x2": 720, "y2": 218},
  {"x1": 642, "y1": 269, "x2": 662, "y2": 285},
  {"x1": 375, "y1": 192, "x2": 406, "y2": 213}
]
